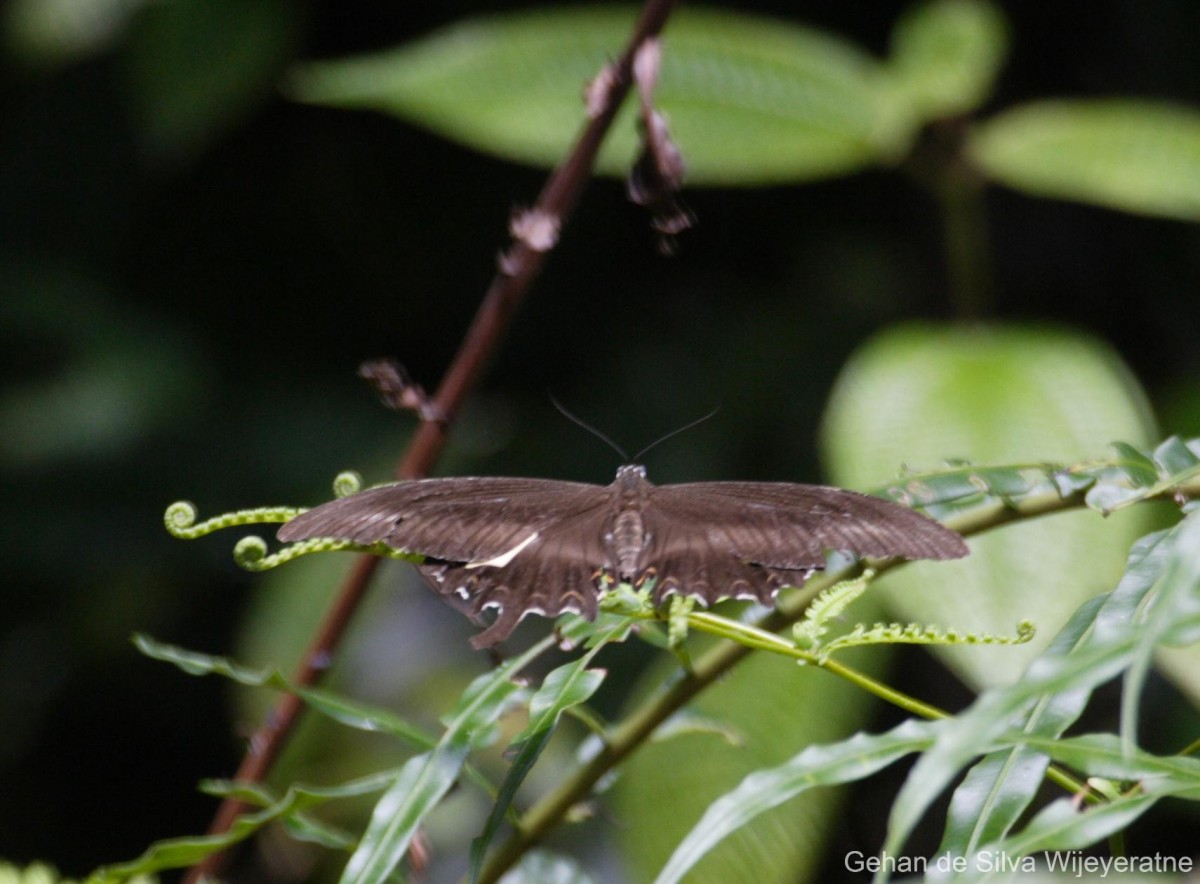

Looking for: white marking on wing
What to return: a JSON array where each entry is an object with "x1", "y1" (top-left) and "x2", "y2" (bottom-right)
[{"x1": 465, "y1": 532, "x2": 539, "y2": 569}]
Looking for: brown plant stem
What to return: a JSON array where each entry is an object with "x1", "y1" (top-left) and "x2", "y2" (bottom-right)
[{"x1": 186, "y1": 1, "x2": 682, "y2": 881}]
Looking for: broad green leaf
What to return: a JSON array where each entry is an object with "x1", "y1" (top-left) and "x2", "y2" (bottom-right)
[
  {"x1": 968, "y1": 100, "x2": 1200, "y2": 220},
  {"x1": 122, "y1": 0, "x2": 301, "y2": 161},
  {"x1": 0, "y1": 263, "x2": 205, "y2": 470},
  {"x1": 288, "y1": 6, "x2": 914, "y2": 185},
  {"x1": 340, "y1": 642, "x2": 543, "y2": 884},
  {"x1": 1155, "y1": 630, "x2": 1200, "y2": 709},
  {"x1": 1084, "y1": 475, "x2": 1147, "y2": 512},
  {"x1": 554, "y1": 612, "x2": 600, "y2": 648},
  {"x1": 653, "y1": 719, "x2": 941, "y2": 884},
  {"x1": 820, "y1": 323, "x2": 1156, "y2": 687},
  {"x1": 613, "y1": 610, "x2": 891, "y2": 884},
  {"x1": 888, "y1": 0, "x2": 1009, "y2": 121},
  {"x1": 3, "y1": 0, "x2": 152, "y2": 68}
]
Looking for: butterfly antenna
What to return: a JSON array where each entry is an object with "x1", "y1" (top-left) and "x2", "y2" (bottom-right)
[
  {"x1": 632, "y1": 406, "x2": 721, "y2": 463},
  {"x1": 550, "y1": 397, "x2": 629, "y2": 461}
]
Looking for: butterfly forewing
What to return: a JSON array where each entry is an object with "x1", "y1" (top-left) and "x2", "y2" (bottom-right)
[
  {"x1": 649, "y1": 482, "x2": 968, "y2": 567},
  {"x1": 278, "y1": 476, "x2": 608, "y2": 564}
]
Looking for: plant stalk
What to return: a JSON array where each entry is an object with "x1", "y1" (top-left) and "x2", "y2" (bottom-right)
[{"x1": 186, "y1": 1, "x2": 682, "y2": 879}]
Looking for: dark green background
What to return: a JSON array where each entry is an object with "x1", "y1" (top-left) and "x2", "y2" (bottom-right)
[{"x1": 2, "y1": 0, "x2": 1199, "y2": 878}]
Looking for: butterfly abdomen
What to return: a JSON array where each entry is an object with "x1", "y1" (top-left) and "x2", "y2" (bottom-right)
[{"x1": 609, "y1": 464, "x2": 653, "y2": 581}]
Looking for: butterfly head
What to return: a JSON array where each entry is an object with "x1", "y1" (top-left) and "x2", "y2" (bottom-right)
[{"x1": 615, "y1": 464, "x2": 648, "y2": 485}]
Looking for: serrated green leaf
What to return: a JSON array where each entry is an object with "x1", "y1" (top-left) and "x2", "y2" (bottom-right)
[
  {"x1": 968, "y1": 779, "x2": 1200, "y2": 867},
  {"x1": 1083, "y1": 481, "x2": 1144, "y2": 513},
  {"x1": 969, "y1": 100, "x2": 1200, "y2": 220},
  {"x1": 887, "y1": 469, "x2": 992, "y2": 506},
  {"x1": 1078, "y1": 443, "x2": 1159, "y2": 514},
  {"x1": 1108, "y1": 441, "x2": 1159, "y2": 485},
  {"x1": 882, "y1": 526, "x2": 1179, "y2": 875},
  {"x1": 283, "y1": 812, "x2": 357, "y2": 850},
  {"x1": 471, "y1": 621, "x2": 620, "y2": 883},
  {"x1": 888, "y1": 0, "x2": 1009, "y2": 120},
  {"x1": 653, "y1": 719, "x2": 941, "y2": 884},
  {"x1": 1121, "y1": 510, "x2": 1200, "y2": 750},
  {"x1": 821, "y1": 323, "x2": 1156, "y2": 688},
  {"x1": 962, "y1": 466, "x2": 1043, "y2": 501},
  {"x1": 938, "y1": 748, "x2": 1051, "y2": 857},
  {"x1": 288, "y1": 5, "x2": 914, "y2": 185},
  {"x1": 614, "y1": 616, "x2": 891, "y2": 884},
  {"x1": 1024, "y1": 732, "x2": 1200, "y2": 782},
  {"x1": 1153, "y1": 435, "x2": 1200, "y2": 477},
  {"x1": 553, "y1": 613, "x2": 598, "y2": 648},
  {"x1": 937, "y1": 598, "x2": 1099, "y2": 857},
  {"x1": 341, "y1": 752, "x2": 466, "y2": 884},
  {"x1": 199, "y1": 771, "x2": 398, "y2": 805},
  {"x1": 518, "y1": 666, "x2": 606, "y2": 748},
  {"x1": 133, "y1": 634, "x2": 437, "y2": 748},
  {"x1": 88, "y1": 773, "x2": 394, "y2": 881},
  {"x1": 650, "y1": 709, "x2": 744, "y2": 747}
]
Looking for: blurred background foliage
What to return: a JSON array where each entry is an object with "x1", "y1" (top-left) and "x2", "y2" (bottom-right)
[{"x1": 3, "y1": 0, "x2": 1200, "y2": 881}]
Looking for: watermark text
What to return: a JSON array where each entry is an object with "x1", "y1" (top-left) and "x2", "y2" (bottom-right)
[{"x1": 844, "y1": 850, "x2": 1192, "y2": 877}]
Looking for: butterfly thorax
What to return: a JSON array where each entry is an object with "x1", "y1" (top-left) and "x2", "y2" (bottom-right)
[{"x1": 610, "y1": 465, "x2": 652, "y2": 581}]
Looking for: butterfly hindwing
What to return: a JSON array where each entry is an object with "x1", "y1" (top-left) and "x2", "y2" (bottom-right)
[
  {"x1": 633, "y1": 506, "x2": 807, "y2": 606},
  {"x1": 420, "y1": 501, "x2": 614, "y2": 647}
]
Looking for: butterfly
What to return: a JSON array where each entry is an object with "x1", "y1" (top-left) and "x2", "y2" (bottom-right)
[{"x1": 278, "y1": 465, "x2": 968, "y2": 648}]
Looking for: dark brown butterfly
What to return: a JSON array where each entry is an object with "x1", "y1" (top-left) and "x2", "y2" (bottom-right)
[{"x1": 278, "y1": 465, "x2": 968, "y2": 648}]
